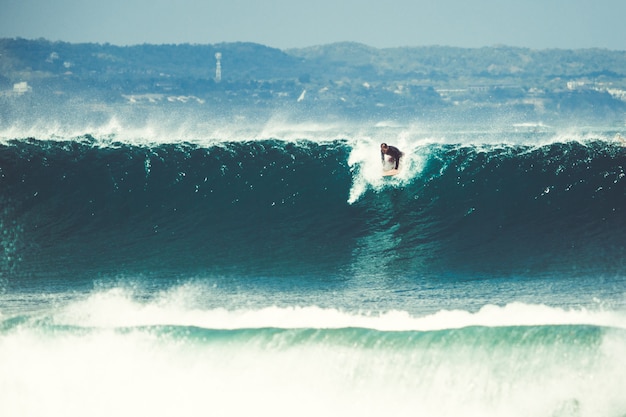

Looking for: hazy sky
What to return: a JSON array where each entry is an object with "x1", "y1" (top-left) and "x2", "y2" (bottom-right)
[{"x1": 1, "y1": 0, "x2": 625, "y2": 50}]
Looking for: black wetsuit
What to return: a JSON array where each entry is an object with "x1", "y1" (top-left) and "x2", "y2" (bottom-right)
[{"x1": 381, "y1": 145, "x2": 402, "y2": 169}]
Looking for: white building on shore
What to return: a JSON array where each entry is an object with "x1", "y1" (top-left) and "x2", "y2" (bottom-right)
[{"x1": 13, "y1": 82, "x2": 32, "y2": 95}]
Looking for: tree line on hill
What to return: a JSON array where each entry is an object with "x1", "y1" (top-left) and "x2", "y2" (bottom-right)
[{"x1": 1, "y1": 38, "x2": 625, "y2": 122}]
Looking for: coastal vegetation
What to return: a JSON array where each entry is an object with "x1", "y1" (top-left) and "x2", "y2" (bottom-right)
[{"x1": 1, "y1": 38, "x2": 625, "y2": 123}]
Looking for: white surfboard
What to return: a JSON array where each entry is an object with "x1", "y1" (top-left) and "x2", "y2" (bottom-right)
[{"x1": 382, "y1": 169, "x2": 399, "y2": 177}]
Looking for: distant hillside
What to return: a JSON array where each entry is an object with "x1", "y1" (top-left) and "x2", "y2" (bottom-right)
[
  {"x1": 0, "y1": 38, "x2": 304, "y2": 82},
  {"x1": 2, "y1": 38, "x2": 625, "y2": 86},
  {"x1": 288, "y1": 42, "x2": 626, "y2": 85},
  {"x1": 1, "y1": 38, "x2": 625, "y2": 124}
]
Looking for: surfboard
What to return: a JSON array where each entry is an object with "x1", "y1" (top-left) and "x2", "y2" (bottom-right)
[{"x1": 382, "y1": 169, "x2": 399, "y2": 177}]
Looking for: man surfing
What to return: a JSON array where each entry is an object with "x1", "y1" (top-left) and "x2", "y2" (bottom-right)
[{"x1": 380, "y1": 143, "x2": 402, "y2": 176}]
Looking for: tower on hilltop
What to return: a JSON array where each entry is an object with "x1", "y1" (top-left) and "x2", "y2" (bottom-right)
[{"x1": 215, "y1": 52, "x2": 222, "y2": 83}]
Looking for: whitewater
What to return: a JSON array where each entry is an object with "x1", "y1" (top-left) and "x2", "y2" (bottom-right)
[{"x1": 1, "y1": 119, "x2": 625, "y2": 417}]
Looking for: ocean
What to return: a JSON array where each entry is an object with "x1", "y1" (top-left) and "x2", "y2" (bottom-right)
[{"x1": 1, "y1": 121, "x2": 625, "y2": 417}]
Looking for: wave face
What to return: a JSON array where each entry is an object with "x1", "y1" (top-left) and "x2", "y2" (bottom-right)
[
  {"x1": 0, "y1": 138, "x2": 355, "y2": 285},
  {"x1": 1, "y1": 136, "x2": 625, "y2": 289}
]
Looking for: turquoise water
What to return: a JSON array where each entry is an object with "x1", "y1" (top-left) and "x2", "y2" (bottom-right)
[{"x1": 1, "y1": 126, "x2": 625, "y2": 416}]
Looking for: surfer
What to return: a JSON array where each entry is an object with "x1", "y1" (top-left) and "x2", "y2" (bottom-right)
[{"x1": 380, "y1": 143, "x2": 402, "y2": 170}]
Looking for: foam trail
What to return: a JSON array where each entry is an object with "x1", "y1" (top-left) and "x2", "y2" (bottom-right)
[
  {"x1": 1, "y1": 288, "x2": 626, "y2": 417},
  {"x1": 37, "y1": 287, "x2": 626, "y2": 331}
]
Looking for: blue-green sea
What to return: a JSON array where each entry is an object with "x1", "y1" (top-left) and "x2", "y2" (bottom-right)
[{"x1": 1, "y1": 123, "x2": 625, "y2": 416}]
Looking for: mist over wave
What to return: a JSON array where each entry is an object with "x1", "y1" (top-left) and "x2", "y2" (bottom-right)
[{"x1": 1, "y1": 109, "x2": 622, "y2": 145}]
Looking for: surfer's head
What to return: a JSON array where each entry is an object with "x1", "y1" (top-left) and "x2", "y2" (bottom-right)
[{"x1": 381, "y1": 143, "x2": 388, "y2": 152}]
